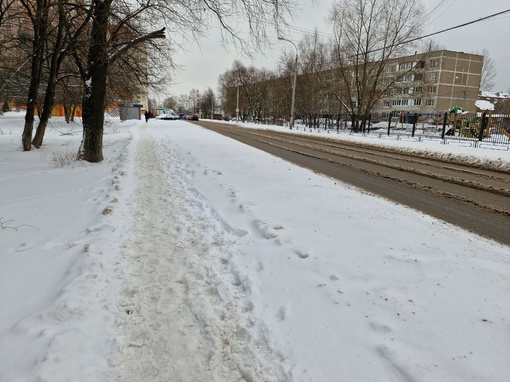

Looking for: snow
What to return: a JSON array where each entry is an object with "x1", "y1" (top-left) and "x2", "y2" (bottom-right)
[
  {"x1": 1, "y1": 112, "x2": 510, "y2": 382},
  {"x1": 475, "y1": 99, "x2": 495, "y2": 111}
]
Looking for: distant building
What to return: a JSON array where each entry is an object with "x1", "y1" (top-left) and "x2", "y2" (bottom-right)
[
  {"x1": 376, "y1": 50, "x2": 483, "y2": 117},
  {"x1": 478, "y1": 91, "x2": 509, "y2": 105},
  {"x1": 223, "y1": 49, "x2": 484, "y2": 122},
  {"x1": 0, "y1": 1, "x2": 149, "y2": 117}
]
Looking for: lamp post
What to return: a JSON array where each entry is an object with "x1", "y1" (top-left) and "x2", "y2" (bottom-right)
[
  {"x1": 449, "y1": 74, "x2": 461, "y2": 110},
  {"x1": 278, "y1": 36, "x2": 298, "y2": 129},
  {"x1": 236, "y1": 83, "x2": 240, "y2": 123}
]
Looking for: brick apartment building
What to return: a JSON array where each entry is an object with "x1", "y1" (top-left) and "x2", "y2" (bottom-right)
[
  {"x1": 0, "y1": 0, "x2": 149, "y2": 115},
  {"x1": 376, "y1": 50, "x2": 483, "y2": 117}
]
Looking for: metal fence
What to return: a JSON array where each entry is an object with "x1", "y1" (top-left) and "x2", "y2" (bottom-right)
[{"x1": 293, "y1": 112, "x2": 510, "y2": 150}]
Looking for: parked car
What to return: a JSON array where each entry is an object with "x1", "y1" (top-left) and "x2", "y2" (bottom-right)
[
  {"x1": 156, "y1": 112, "x2": 178, "y2": 120},
  {"x1": 185, "y1": 114, "x2": 199, "y2": 121}
]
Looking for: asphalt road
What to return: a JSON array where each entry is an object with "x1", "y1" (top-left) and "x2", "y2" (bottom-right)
[{"x1": 192, "y1": 121, "x2": 510, "y2": 247}]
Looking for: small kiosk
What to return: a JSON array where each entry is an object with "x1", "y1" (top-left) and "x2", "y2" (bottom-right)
[{"x1": 119, "y1": 103, "x2": 143, "y2": 121}]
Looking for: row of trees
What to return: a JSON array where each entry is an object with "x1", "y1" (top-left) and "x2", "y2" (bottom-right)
[
  {"x1": 217, "y1": 0, "x2": 498, "y2": 130},
  {"x1": 157, "y1": 87, "x2": 217, "y2": 119},
  {"x1": 0, "y1": 0, "x2": 294, "y2": 161},
  {"x1": 217, "y1": 0, "x2": 428, "y2": 127}
]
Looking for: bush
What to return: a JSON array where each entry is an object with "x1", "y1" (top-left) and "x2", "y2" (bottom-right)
[{"x1": 52, "y1": 150, "x2": 78, "y2": 167}]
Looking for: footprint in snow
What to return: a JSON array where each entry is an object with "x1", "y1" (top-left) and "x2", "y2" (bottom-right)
[
  {"x1": 295, "y1": 248, "x2": 310, "y2": 259},
  {"x1": 277, "y1": 305, "x2": 288, "y2": 321}
]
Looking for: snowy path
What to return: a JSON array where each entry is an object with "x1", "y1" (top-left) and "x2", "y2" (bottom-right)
[
  {"x1": 108, "y1": 128, "x2": 277, "y2": 381},
  {"x1": 2, "y1": 116, "x2": 509, "y2": 381}
]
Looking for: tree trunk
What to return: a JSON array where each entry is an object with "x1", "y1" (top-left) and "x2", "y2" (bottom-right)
[
  {"x1": 64, "y1": 104, "x2": 70, "y2": 123},
  {"x1": 32, "y1": 119, "x2": 49, "y2": 148},
  {"x1": 21, "y1": 0, "x2": 47, "y2": 151},
  {"x1": 33, "y1": 0, "x2": 65, "y2": 148},
  {"x1": 22, "y1": 113, "x2": 35, "y2": 151},
  {"x1": 80, "y1": 0, "x2": 111, "y2": 162},
  {"x1": 32, "y1": 63, "x2": 60, "y2": 147},
  {"x1": 32, "y1": 92, "x2": 54, "y2": 148}
]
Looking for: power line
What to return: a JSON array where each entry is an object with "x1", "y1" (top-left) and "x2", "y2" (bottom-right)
[
  {"x1": 423, "y1": 0, "x2": 455, "y2": 25},
  {"x1": 402, "y1": 8, "x2": 510, "y2": 47},
  {"x1": 274, "y1": 7, "x2": 510, "y2": 71},
  {"x1": 333, "y1": 8, "x2": 510, "y2": 60},
  {"x1": 281, "y1": 7, "x2": 510, "y2": 52}
]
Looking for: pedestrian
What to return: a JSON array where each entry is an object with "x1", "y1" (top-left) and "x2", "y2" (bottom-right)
[{"x1": 145, "y1": 110, "x2": 151, "y2": 123}]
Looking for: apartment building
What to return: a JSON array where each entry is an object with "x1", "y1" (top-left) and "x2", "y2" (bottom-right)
[
  {"x1": 0, "y1": 1, "x2": 149, "y2": 115},
  {"x1": 376, "y1": 50, "x2": 483, "y2": 117}
]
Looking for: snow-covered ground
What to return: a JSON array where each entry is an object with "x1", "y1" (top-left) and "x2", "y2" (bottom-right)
[{"x1": 1, "y1": 112, "x2": 509, "y2": 382}]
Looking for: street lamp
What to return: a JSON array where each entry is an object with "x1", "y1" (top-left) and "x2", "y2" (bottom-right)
[
  {"x1": 278, "y1": 36, "x2": 298, "y2": 129},
  {"x1": 449, "y1": 75, "x2": 459, "y2": 110}
]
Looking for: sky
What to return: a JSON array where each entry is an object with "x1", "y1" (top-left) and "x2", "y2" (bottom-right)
[
  {"x1": 166, "y1": 0, "x2": 510, "y2": 99},
  {"x1": 1, "y1": 112, "x2": 509, "y2": 381}
]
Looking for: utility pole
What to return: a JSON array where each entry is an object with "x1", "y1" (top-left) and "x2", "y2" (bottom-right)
[
  {"x1": 278, "y1": 36, "x2": 298, "y2": 129},
  {"x1": 236, "y1": 84, "x2": 240, "y2": 123}
]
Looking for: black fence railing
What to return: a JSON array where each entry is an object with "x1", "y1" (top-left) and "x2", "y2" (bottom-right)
[{"x1": 292, "y1": 112, "x2": 510, "y2": 149}]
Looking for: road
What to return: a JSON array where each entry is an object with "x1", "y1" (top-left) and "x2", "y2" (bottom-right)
[{"x1": 193, "y1": 120, "x2": 510, "y2": 246}]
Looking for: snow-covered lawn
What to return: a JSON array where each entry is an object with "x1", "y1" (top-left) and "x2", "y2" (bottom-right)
[{"x1": 1, "y1": 113, "x2": 509, "y2": 381}]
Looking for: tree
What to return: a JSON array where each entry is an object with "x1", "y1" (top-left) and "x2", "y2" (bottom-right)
[
  {"x1": 78, "y1": 0, "x2": 294, "y2": 162},
  {"x1": 162, "y1": 96, "x2": 177, "y2": 110},
  {"x1": 0, "y1": 0, "x2": 24, "y2": 105},
  {"x1": 15, "y1": 0, "x2": 90, "y2": 149},
  {"x1": 278, "y1": 30, "x2": 333, "y2": 128},
  {"x1": 328, "y1": 0, "x2": 425, "y2": 130},
  {"x1": 32, "y1": 0, "x2": 91, "y2": 147},
  {"x1": 75, "y1": 0, "x2": 166, "y2": 162},
  {"x1": 219, "y1": 61, "x2": 273, "y2": 121},
  {"x1": 20, "y1": 0, "x2": 50, "y2": 151},
  {"x1": 176, "y1": 93, "x2": 193, "y2": 114},
  {"x1": 200, "y1": 88, "x2": 215, "y2": 119},
  {"x1": 479, "y1": 48, "x2": 496, "y2": 92}
]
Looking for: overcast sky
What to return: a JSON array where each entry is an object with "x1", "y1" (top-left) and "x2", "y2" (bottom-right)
[{"x1": 162, "y1": 0, "x2": 510, "y2": 100}]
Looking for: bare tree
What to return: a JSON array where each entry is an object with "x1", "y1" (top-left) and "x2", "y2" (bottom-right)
[
  {"x1": 419, "y1": 38, "x2": 446, "y2": 53},
  {"x1": 495, "y1": 98, "x2": 510, "y2": 114},
  {"x1": 219, "y1": 60, "x2": 273, "y2": 121},
  {"x1": 0, "y1": 0, "x2": 28, "y2": 109},
  {"x1": 78, "y1": 0, "x2": 295, "y2": 162},
  {"x1": 328, "y1": 0, "x2": 425, "y2": 130},
  {"x1": 176, "y1": 93, "x2": 193, "y2": 114},
  {"x1": 19, "y1": 0, "x2": 50, "y2": 150},
  {"x1": 32, "y1": 0, "x2": 91, "y2": 147},
  {"x1": 162, "y1": 96, "x2": 177, "y2": 110},
  {"x1": 199, "y1": 88, "x2": 215, "y2": 119},
  {"x1": 479, "y1": 48, "x2": 496, "y2": 92},
  {"x1": 281, "y1": 30, "x2": 333, "y2": 128}
]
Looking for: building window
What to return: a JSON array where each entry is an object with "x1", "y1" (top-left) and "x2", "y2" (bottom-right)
[
  {"x1": 398, "y1": 62, "x2": 414, "y2": 71},
  {"x1": 393, "y1": 99, "x2": 410, "y2": 106},
  {"x1": 414, "y1": 98, "x2": 422, "y2": 106},
  {"x1": 426, "y1": 99, "x2": 434, "y2": 106},
  {"x1": 430, "y1": 59, "x2": 440, "y2": 68},
  {"x1": 396, "y1": 73, "x2": 414, "y2": 82},
  {"x1": 427, "y1": 86, "x2": 436, "y2": 93},
  {"x1": 383, "y1": 101, "x2": 390, "y2": 107},
  {"x1": 428, "y1": 72, "x2": 438, "y2": 81},
  {"x1": 414, "y1": 86, "x2": 423, "y2": 93},
  {"x1": 386, "y1": 65, "x2": 396, "y2": 73}
]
